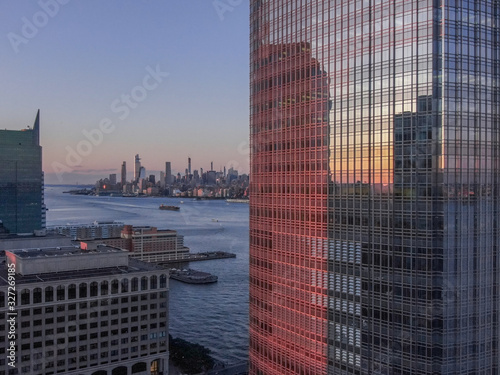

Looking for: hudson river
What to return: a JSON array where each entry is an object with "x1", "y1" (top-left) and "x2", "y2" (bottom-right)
[{"x1": 45, "y1": 185, "x2": 249, "y2": 364}]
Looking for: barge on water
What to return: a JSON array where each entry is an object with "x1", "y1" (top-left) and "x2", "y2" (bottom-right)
[
  {"x1": 159, "y1": 204, "x2": 180, "y2": 211},
  {"x1": 169, "y1": 269, "x2": 218, "y2": 284}
]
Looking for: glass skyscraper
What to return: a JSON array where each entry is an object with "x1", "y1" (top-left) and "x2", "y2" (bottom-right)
[
  {"x1": 0, "y1": 110, "x2": 45, "y2": 235},
  {"x1": 250, "y1": 1, "x2": 500, "y2": 374}
]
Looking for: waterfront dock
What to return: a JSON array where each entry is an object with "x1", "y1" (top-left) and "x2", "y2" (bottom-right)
[{"x1": 159, "y1": 251, "x2": 236, "y2": 265}]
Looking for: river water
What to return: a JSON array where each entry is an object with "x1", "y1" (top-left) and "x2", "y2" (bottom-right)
[{"x1": 44, "y1": 185, "x2": 249, "y2": 364}]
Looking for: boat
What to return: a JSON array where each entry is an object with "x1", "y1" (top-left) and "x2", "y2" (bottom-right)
[
  {"x1": 225, "y1": 198, "x2": 249, "y2": 203},
  {"x1": 159, "y1": 204, "x2": 180, "y2": 211},
  {"x1": 169, "y1": 269, "x2": 218, "y2": 284}
]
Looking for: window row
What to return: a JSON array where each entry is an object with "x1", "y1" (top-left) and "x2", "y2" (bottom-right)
[{"x1": 0, "y1": 274, "x2": 167, "y2": 306}]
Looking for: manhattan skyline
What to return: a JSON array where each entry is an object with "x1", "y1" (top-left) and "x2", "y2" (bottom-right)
[{"x1": 0, "y1": 1, "x2": 249, "y2": 184}]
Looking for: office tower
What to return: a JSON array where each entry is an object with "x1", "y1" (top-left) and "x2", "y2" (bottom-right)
[
  {"x1": 249, "y1": 1, "x2": 500, "y2": 374},
  {"x1": 0, "y1": 110, "x2": 45, "y2": 235},
  {"x1": 109, "y1": 173, "x2": 117, "y2": 186},
  {"x1": 139, "y1": 167, "x2": 146, "y2": 180},
  {"x1": 134, "y1": 154, "x2": 141, "y2": 182},
  {"x1": 160, "y1": 171, "x2": 166, "y2": 188},
  {"x1": 1, "y1": 245, "x2": 169, "y2": 374},
  {"x1": 121, "y1": 161, "x2": 127, "y2": 186},
  {"x1": 188, "y1": 157, "x2": 192, "y2": 175},
  {"x1": 165, "y1": 162, "x2": 172, "y2": 185}
]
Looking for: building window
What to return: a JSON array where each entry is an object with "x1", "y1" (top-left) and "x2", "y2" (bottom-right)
[
  {"x1": 79, "y1": 283, "x2": 87, "y2": 298},
  {"x1": 33, "y1": 288, "x2": 42, "y2": 304},
  {"x1": 131, "y1": 278, "x2": 138, "y2": 292},
  {"x1": 56, "y1": 286, "x2": 65, "y2": 301},
  {"x1": 21, "y1": 289, "x2": 30, "y2": 305},
  {"x1": 121, "y1": 279, "x2": 129, "y2": 293},
  {"x1": 150, "y1": 275, "x2": 157, "y2": 289},
  {"x1": 100, "y1": 281, "x2": 108, "y2": 296},
  {"x1": 141, "y1": 276, "x2": 148, "y2": 290},
  {"x1": 111, "y1": 279, "x2": 119, "y2": 294},
  {"x1": 90, "y1": 282, "x2": 98, "y2": 297},
  {"x1": 68, "y1": 284, "x2": 76, "y2": 299},
  {"x1": 160, "y1": 274, "x2": 167, "y2": 288}
]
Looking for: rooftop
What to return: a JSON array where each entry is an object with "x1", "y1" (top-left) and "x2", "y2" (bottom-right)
[
  {"x1": 0, "y1": 254, "x2": 165, "y2": 287},
  {"x1": 9, "y1": 245, "x2": 122, "y2": 259}
]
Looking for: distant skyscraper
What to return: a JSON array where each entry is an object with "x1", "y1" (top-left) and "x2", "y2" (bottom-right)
[
  {"x1": 250, "y1": 1, "x2": 500, "y2": 374},
  {"x1": 109, "y1": 173, "x2": 117, "y2": 186},
  {"x1": 121, "y1": 161, "x2": 127, "y2": 185},
  {"x1": 188, "y1": 157, "x2": 192, "y2": 175},
  {"x1": 0, "y1": 110, "x2": 45, "y2": 234},
  {"x1": 139, "y1": 167, "x2": 146, "y2": 180},
  {"x1": 165, "y1": 162, "x2": 172, "y2": 185},
  {"x1": 160, "y1": 171, "x2": 165, "y2": 188},
  {"x1": 134, "y1": 154, "x2": 141, "y2": 182}
]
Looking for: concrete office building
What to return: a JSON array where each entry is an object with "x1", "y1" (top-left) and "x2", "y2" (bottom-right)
[{"x1": 0, "y1": 245, "x2": 169, "y2": 375}]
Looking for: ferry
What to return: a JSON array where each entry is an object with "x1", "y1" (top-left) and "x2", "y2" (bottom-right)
[{"x1": 159, "y1": 204, "x2": 180, "y2": 211}]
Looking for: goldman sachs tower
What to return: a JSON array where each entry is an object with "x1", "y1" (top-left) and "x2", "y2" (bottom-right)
[{"x1": 249, "y1": 1, "x2": 500, "y2": 374}]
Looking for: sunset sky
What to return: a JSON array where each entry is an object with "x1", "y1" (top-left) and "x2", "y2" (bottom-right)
[{"x1": 0, "y1": 1, "x2": 249, "y2": 184}]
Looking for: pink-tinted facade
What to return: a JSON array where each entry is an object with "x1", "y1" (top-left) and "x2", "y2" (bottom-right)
[
  {"x1": 249, "y1": 38, "x2": 330, "y2": 373},
  {"x1": 250, "y1": 0, "x2": 500, "y2": 374}
]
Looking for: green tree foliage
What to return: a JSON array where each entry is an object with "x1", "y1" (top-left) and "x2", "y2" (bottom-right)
[{"x1": 169, "y1": 335, "x2": 215, "y2": 374}]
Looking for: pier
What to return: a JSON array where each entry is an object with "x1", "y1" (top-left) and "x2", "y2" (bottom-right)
[{"x1": 159, "y1": 251, "x2": 236, "y2": 265}]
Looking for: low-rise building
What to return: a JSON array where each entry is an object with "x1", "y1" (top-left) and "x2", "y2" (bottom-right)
[
  {"x1": 88, "y1": 225, "x2": 189, "y2": 263},
  {"x1": 50, "y1": 221, "x2": 124, "y2": 240}
]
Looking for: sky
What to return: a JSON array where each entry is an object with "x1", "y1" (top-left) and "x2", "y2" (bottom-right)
[{"x1": 0, "y1": 1, "x2": 250, "y2": 184}]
